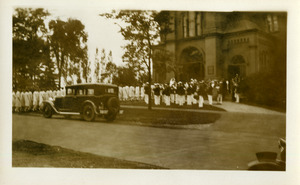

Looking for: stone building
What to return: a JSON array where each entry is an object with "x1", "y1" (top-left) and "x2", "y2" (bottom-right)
[{"x1": 153, "y1": 11, "x2": 287, "y2": 83}]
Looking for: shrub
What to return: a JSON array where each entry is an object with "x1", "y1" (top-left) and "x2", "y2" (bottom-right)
[{"x1": 241, "y1": 72, "x2": 286, "y2": 109}]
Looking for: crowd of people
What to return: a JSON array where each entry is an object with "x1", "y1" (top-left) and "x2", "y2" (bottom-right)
[
  {"x1": 12, "y1": 88, "x2": 65, "y2": 113},
  {"x1": 119, "y1": 74, "x2": 242, "y2": 108},
  {"x1": 12, "y1": 74, "x2": 242, "y2": 112}
]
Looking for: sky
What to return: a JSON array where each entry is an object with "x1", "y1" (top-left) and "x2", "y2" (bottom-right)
[{"x1": 47, "y1": 7, "x2": 127, "y2": 67}]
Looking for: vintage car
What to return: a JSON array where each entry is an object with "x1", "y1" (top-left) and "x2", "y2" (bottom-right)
[{"x1": 43, "y1": 83, "x2": 122, "y2": 122}]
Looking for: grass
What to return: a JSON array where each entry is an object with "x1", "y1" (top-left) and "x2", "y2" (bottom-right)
[
  {"x1": 12, "y1": 140, "x2": 165, "y2": 169},
  {"x1": 120, "y1": 100, "x2": 226, "y2": 112},
  {"x1": 117, "y1": 108, "x2": 222, "y2": 126}
]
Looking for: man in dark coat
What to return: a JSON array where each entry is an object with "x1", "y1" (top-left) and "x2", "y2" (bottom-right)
[
  {"x1": 154, "y1": 83, "x2": 161, "y2": 105},
  {"x1": 177, "y1": 82, "x2": 185, "y2": 106},
  {"x1": 163, "y1": 83, "x2": 171, "y2": 106}
]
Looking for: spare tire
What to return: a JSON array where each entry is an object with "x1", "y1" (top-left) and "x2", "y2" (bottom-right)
[{"x1": 107, "y1": 97, "x2": 120, "y2": 113}]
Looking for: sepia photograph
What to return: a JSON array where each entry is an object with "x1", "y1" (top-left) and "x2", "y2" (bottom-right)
[{"x1": 1, "y1": 0, "x2": 300, "y2": 185}]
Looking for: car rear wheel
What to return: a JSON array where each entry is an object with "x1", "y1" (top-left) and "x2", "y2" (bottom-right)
[
  {"x1": 105, "y1": 97, "x2": 120, "y2": 122},
  {"x1": 104, "y1": 111, "x2": 117, "y2": 122},
  {"x1": 107, "y1": 97, "x2": 120, "y2": 112},
  {"x1": 43, "y1": 104, "x2": 53, "y2": 118},
  {"x1": 83, "y1": 104, "x2": 95, "y2": 121}
]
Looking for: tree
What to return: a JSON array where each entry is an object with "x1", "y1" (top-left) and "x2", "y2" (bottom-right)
[
  {"x1": 100, "y1": 10, "x2": 160, "y2": 110},
  {"x1": 13, "y1": 8, "x2": 55, "y2": 90},
  {"x1": 153, "y1": 49, "x2": 181, "y2": 81},
  {"x1": 48, "y1": 18, "x2": 88, "y2": 87},
  {"x1": 81, "y1": 55, "x2": 91, "y2": 83},
  {"x1": 113, "y1": 66, "x2": 138, "y2": 86},
  {"x1": 94, "y1": 48, "x2": 101, "y2": 83},
  {"x1": 103, "y1": 50, "x2": 117, "y2": 83},
  {"x1": 154, "y1": 11, "x2": 174, "y2": 43},
  {"x1": 99, "y1": 48, "x2": 107, "y2": 83}
]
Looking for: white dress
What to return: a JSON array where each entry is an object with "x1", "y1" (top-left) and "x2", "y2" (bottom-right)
[{"x1": 135, "y1": 86, "x2": 140, "y2": 100}]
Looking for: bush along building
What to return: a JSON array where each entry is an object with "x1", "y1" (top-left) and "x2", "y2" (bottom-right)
[{"x1": 153, "y1": 11, "x2": 287, "y2": 107}]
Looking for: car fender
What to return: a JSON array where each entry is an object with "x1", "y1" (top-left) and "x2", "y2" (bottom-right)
[
  {"x1": 82, "y1": 100, "x2": 99, "y2": 114},
  {"x1": 43, "y1": 100, "x2": 59, "y2": 114}
]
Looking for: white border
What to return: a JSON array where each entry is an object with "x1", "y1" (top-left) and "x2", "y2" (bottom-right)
[{"x1": 1, "y1": 0, "x2": 300, "y2": 185}]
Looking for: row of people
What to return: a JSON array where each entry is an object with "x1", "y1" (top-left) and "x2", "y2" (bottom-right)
[
  {"x1": 118, "y1": 86, "x2": 145, "y2": 101},
  {"x1": 12, "y1": 88, "x2": 65, "y2": 112},
  {"x1": 118, "y1": 77, "x2": 241, "y2": 107},
  {"x1": 141, "y1": 79, "x2": 229, "y2": 108},
  {"x1": 12, "y1": 77, "x2": 242, "y2": 112}
]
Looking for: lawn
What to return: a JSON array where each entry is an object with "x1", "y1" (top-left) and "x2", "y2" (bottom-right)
[
  {"x1": 12, "y1": 140, "x2": 165, "y2": 169},
  {"x1": 118, "y1": 108, "x2": 222, "y2": 127}
]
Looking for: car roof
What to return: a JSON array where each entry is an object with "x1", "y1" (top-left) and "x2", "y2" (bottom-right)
[{"x1": 66, "y1": 83, "x2": 118, "y2": 88}]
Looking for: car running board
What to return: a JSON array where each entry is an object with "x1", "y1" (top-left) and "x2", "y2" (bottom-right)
[{"x1": 58, "y1": 112, "x2": 81, "y2": 115}]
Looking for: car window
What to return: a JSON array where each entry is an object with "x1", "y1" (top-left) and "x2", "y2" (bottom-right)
[
  {"x1": 106, "y1": 88, "x2": 115, "y2": 94},
  {"x1": 67, "y1": 88, "x2": 75, "y2": 95},
  {"x1": 78, "y1": 89, "x2": 84, "y2": 95},
  {"x1": 87, "y1": 89, "x2": 94, "y2": 95}
]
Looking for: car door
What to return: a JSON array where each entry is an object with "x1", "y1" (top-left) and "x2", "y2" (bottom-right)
[
  {"x1": 73, "y1": 88, "x2": 85, "y2": 112},
  {"x1": 62, "y1": 87, "x2": 76, "y2": 112}
]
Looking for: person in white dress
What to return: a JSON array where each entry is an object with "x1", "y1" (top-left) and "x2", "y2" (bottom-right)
[
  {"x1": 33, "y1": 89, "x2": 40, "y2": 111},
  {"x1": 39, "y1": 89, "x2": 45, "y2": 110},
  {"x1": 118, "y1": 86, "x2": 123, "y2": 101},
  {"x1": 15, "y1": 90, "x2": 21, "y2": 112},
  {"x1": 12, "y1": 90, "x2": 16, "y2": 112},
  {"x1": 20, "y1": 90, "x2": 26, "y2": 112},
  {"x1": 123, "y1": 86, "x2": 128, "y2": 101},
  {"x1": 129, "y1": 86, "x2": 135, "y2": 101},
  {"x1": 135, "y1": 86, "x2": 140, "y2": 101},
  {"x1": 28, "y1": 90, "x2": 33, "y2": 111},
  {"x1": 24, "y1": 90, "x2": 30, "y2": 112},
  {"x1": 140, "y1": 85, "x2": 145, "y2": 101}
]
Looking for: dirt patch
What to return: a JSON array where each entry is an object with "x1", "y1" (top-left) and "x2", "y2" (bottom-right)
[{"x1": 12, "y1": 140, "x2": 165, "y2": 169}]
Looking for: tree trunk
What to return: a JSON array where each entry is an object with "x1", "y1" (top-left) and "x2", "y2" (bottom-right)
[
  {"x1": 147, "y1": 37, "x2": 153, "y2": 110},
  {"x1": 148, "y1": 63, "x2": 152, "y2": 110}
]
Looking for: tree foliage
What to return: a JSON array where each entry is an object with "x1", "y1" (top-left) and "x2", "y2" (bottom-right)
[
  {"x1": 13, "y1": 8, "x2": 90, "y2": 90},
  {"x1": 100, "y1": 10, "x2": 160, "y2": 109},
  {"x1": 48, "y1": 18, "x2": 88, "y2": 87},
  {"x1": 13, "y1": 8, "x2": 56, "y2": 90}
]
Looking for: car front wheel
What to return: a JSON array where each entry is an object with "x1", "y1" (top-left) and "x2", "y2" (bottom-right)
[
  {"x1": 82, "y1": 104, "x2": 95, "y2": 121},
  {"x1": 43, "y1": 104, "x2": 53, "y2": 118}
]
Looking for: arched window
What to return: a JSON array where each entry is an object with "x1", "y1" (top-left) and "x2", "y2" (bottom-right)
[
  {"x1": 228, "y1": 55, "x2": 246, "y2": 78},
  {"x1": 179, "y1": 47, "x2": 205, "y2": 81}
]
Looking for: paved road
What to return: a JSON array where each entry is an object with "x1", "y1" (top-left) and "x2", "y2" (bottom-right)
[{"x1": 12, "y1": 111, "x2": 285, "y2": 170}]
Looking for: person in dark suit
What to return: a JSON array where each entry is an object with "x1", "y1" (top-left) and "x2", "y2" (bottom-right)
[
  {"x1": 154, "y1": 83, "x2": 161, "y2": 105},
  {"x1": 177, "y1": 82, "x2": 185, "y2": 106},
  {"x1": 206, "y1": 81, "x2": 213, "y2": 105},
  {"x1": 163, "y1": 83, "x2": 171, "y2": 106},
  {"x1": 197, "y1": 80, "x2": 206, "y2": 108}
]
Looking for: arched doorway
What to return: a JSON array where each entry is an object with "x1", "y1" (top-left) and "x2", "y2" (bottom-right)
[
  {"x1": 179, "y1": 47, "x2": 205, "y2": 82},
  {"x1": 227, "y1": 55, "x2": 246, "y2": 79}
]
